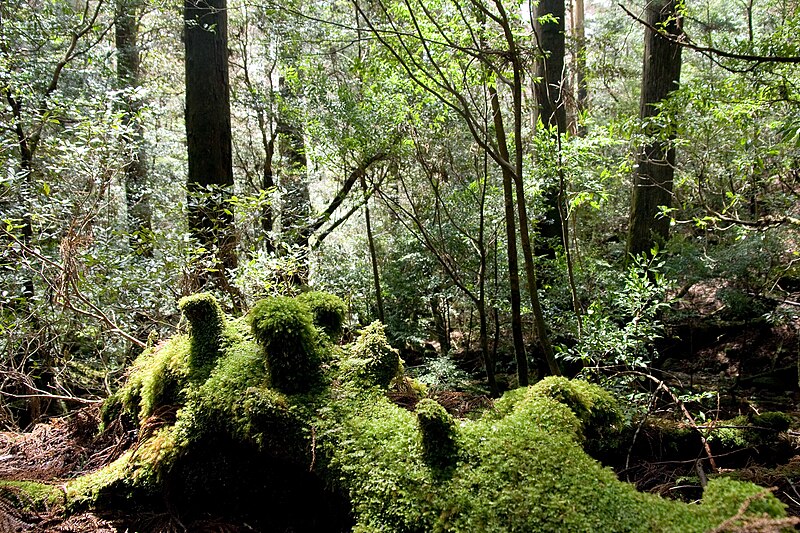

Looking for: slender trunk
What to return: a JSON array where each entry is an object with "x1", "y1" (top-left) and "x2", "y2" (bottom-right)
[
  {"x1": 361, "y1": 173, "x2": 384, "y2": 322},
  {"x1": 489, "y1": 84, "x2": 528, "y2": 387},
  {"x1": 115, "y1": 0, "x2": 152, "y2": 256},
  {"x1": 626, "y1": 0, "x2": 683, "y2": 259},
  {"x1": 501, "y1": 5, "x2": 561, "y2": 377},
  {"x1": 573, "y1": 0, "x2": 587, "y2": 132},
  {"x1": 512, "y1": 89, "x2": 562, "y2": 377},
  {"x1": 184, "y1": 0, "x2": 238, "y2": 281},
  {"x1": 277, "y1": 77, "x2": 310, "y2": 246}
]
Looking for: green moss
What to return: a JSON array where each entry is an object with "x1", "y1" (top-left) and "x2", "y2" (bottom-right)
[
  {"x1": 178, "y1": 292, "x2": 226, "y2": 378},
  {"x1": 702, "y1": 477, "x2": 787, "y2": 523},
  {"x1": 0, "y1": 480, "x2": 64, "y2": 512},
  {"x1": 105, "y1": 334, "x2": 192, "y2": 424},
  {"x1": 297, "y1": 291, "x2": 347, "y2": 340},
  {"x1": 342, "y1": 321, "x2": 402, "y2": 388},
  {"x1": 80, "y1": 297, "x2": 788, "y2": 532},
  {"x1": 416, "y1": 399, "x2": 458, "y2": 474},
  {"x1": 751, "y1": 411, "x2": 792, "y2": 433},
  {"x1": 529, "y1": 376, "x2": 622, "y2": 440},
  {"x1": 330, "y1": 384, "x2": 786, "y2": 532},
  {"x1": 249, "y1": 296, "x2": 321, "y2": 393}
]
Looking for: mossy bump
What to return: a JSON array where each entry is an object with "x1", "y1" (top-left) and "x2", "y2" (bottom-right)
[
  {"x1": 297, "y1": 291, "x2": 347, "y2": 340},
  {"x1": 416, "y1": 398, "x2": 458, "y2": 473},
  {"x1": 344, "y1": 321, "x2": 401, "y2": 388},
  {"x1": 178, "y1": 293, "x2": 226, "y2": 377},
  {"x1": 249, "y1": 296, "x2": 321, "y2": 393}
]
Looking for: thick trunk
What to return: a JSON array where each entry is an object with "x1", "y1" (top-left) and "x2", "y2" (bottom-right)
[
  {"x1": 534, "y1": 0, "x2": 567, "y2": 256},
  {"x1": 184, "y1": 0, "x2": 237, "y2": 275},
  {"x1": 115, "y1": 0, "x2": 152, "y2": 256},
  {"x1": 626, "y1": 0, "x2": 683, "y2": 259}
]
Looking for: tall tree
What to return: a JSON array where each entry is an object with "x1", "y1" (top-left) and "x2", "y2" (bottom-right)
[
  {"x1": 115, "y1": 0, "x2": 153, "y2": 256},
  {"x1": 626, "y1": 0, "x2": 683, "y2": 258},
  {"x1": 533, "y1": 0, "x2": 567, "y2": 256},
  {"x1": 571, "y1": 0, "x2": 587, "y2": 130},
  {"x1": 184, "y1": 0, "x2": 238, "y2": 280}
]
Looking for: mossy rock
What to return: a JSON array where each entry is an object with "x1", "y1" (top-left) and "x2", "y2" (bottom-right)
[
  {"x1": 0, "y1": 480, "x2": 64, "y2": 513},
  {"x1": 78, "y1": 293, "x2": 788, "y2": 531}
]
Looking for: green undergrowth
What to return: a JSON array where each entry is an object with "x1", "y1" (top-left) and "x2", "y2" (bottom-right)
[{"x1": 71, "y1": 292, "x2": 789, "y2": 531}]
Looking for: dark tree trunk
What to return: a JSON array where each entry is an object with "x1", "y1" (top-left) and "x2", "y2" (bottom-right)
[
  {"x1": 361, "y1": 173, "x2": 384, "y2": 323},
  {"x1": 626, "y1": 0, "x2": 683, "y2": 259},
  {"x1": 534, "y1": 0, "x2": 567, "y2": 257},
  {"x1": 184, "y1": 0, "x2": 237, "y2": 276},
  {"x1": 115, "y1": 0, "x2": 152, "y2": 257},
  {"x1": 489, "y1": 84, "x2": 528, "y2": 387},
  {"x1": 572, "y1": 0, "x2": 587, "y2": 132}
]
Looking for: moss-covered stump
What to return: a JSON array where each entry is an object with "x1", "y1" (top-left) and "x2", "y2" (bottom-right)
[{"x1": 73, "y1": 292, "x2": 790, "y2": 532}]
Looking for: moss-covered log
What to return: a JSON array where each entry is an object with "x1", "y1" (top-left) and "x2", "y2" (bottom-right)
[{"x1": 71, "y1": 292, "x2": 789, "y2": 532}]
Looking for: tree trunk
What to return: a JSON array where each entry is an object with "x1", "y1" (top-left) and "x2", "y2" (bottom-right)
[
  {"x1": 626, "y1": 0, "x2": 683, "y2": 259},
  {"x1": 277, "y1": 77, "x2": 310, "y2": 247},
  {"x1": 361, "y1": 172, "x2": 384, "y2": 323},
  {"x1": 572, "y1": 0, "x2": 587, "y2": 132},
  {"x1": 534, "y1": 0, "x2": 567, "y2": 257},
  {"x1": 489, "y1": 84, "x2": 528, "y2": 387},
  {"x1": 184, "y1": 0, "x2": 237, "y2": 277},
  {"x1": 115, "y1": 0, "x2": 152, "y2": 257}
]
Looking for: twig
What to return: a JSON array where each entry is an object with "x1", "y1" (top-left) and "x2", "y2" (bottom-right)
[
  {"x1": 1, "y1": 226, "x2": 145, "y2": 348},
  {"x1": 0, "y1": 391, "x2": 101, "y2": 405}
]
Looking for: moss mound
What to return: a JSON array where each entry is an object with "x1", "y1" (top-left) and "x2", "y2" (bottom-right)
[
  {"x1": 297, "y1": 290, "x2": 347, "y2": 340},
  {"x1": 73, "y1": 292, "x2": 788, "y2": 531},
  {"x1": 249, "y1": 296, "x2": 322, "y2": 393}
]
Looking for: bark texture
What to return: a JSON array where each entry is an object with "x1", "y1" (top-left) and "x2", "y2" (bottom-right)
[
  {"x1": 533, "y1": 0, "x2": 567, "y2": 256},
  {"x1": 184, "y1": 0, "x2": 237, "y2": 273},
  {"x1": 627, "y1": 0, "x2": 683, "y2": 258}
]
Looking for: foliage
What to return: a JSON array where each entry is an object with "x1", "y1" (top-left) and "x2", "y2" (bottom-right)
[
  {"x1": 412, "y1": 356, "x2": 472, "y2": 392},
  {"x1": 560, "y1": 252, "x2": 672, "y2": 369}
]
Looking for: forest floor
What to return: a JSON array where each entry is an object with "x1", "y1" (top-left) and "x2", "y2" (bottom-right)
[{"x1": 1, "y1": 285, "x2": 799, "y2": 531}]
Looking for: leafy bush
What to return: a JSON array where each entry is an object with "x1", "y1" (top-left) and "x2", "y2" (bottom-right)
[
  {"x1": 412, "y1": 356, "x2": 471, "y2": 392},
  {"x1": 297, "y1": 290, "x2": 347, "y2": 340},
  {"x1": 249, "y1": 296, "x2": 321, "y2": 393}
]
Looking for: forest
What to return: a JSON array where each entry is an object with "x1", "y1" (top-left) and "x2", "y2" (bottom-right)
[{"x1": 2, "y1": 0, "x2": 800, "y2": 530}]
